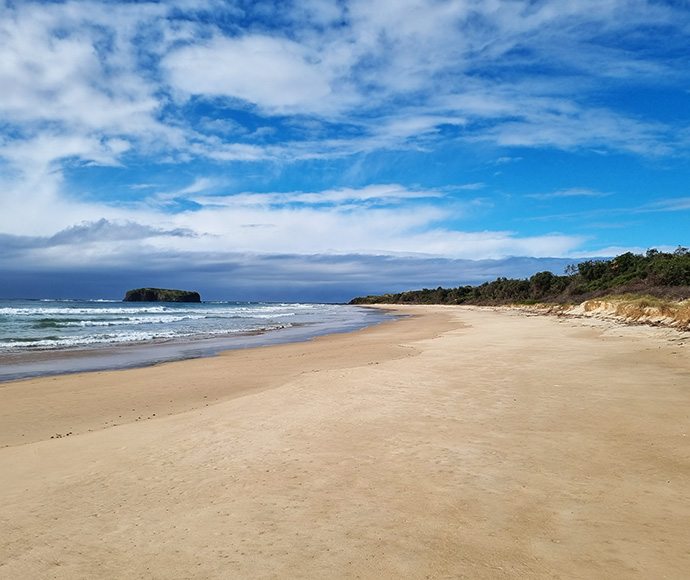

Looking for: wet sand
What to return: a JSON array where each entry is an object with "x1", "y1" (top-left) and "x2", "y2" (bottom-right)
[{"x1": 1, "y1": 305, "x2": 689, "y2": 579}]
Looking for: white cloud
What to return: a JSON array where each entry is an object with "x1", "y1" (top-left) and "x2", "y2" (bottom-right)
[
  {"x1": 2, "y1": 134, "x2": 115, "y2": 169},
  {"x1": 0, "y1": 3, "x2": 161, "y2": 132},
  {"x1": 528, "y1": 188, "x2": 613, "y2": 200},
  {"x1": 0, "y1": 0, "x2": 183, "y2": 176},
  {"x1": 1, "y1": 0, "x2": 687, "y2": 174},
  {"x1": 143, "y1": 183, "x2": 583, "y2": 260},
  {"x1": 642, "y1": 198, "x2": 690, "y2": 212},
  {"x1": 568, "y1": 245, "x2": 676, "y2": 259},
  {"x1": 197, "y1": 141, "x2": 276, "y2": 162},
  {"x1": 379, "y1": 229, "x2": 585, "y2": 260},
  {"x1": 152, "y1": 0, "x2": 688, "y2": 158},
  {"x1": 163, "y1": 34, "x2": 332, "y2": 112},
  {"x1": 372, "y1": 115, "x2": 466, "y2": 142},
  {"x1": 290, "y1": 0, "x2": 344, "y2": 28},
  {"x1": 0, "y1": 169, "x2": 584, "y2": 263},
  {"x1": 189, "y1": 184, "x2": 444, "y2": 208},
  {"x1": 175, "y1": 177, "x2": 219, "y2": 196},
  {"x1": 485, "y1": 106, "x2": 672, "y2": 156}
]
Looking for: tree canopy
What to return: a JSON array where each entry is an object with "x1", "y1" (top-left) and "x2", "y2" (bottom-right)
[{"x1": 350, "y1": 248, "x2": 690, "y2": 305}]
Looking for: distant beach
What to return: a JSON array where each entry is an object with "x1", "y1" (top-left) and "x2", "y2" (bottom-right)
[{"x1": 1, "y1": 305, "x2": 689, "y2": 579}]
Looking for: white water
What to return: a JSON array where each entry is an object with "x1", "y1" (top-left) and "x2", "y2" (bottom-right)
[{"x1": 0, "y1": 299, "x2": 391, "y2": 382}]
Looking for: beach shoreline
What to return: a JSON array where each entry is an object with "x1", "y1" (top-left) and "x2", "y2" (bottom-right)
[
  {"x1": 0, "y1": 305, "x2": 420, "y2": 448},
  {"x1": 0, "y1": 303, "x2": 394, "y2": 384},
  {"x1": 2, "y1": 305, "x2": 689, "y2": 579}
]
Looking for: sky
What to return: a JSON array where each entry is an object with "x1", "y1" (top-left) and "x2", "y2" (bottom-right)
[{"x1": 1, "y1": 0, "x2": 689, "y2": 301}]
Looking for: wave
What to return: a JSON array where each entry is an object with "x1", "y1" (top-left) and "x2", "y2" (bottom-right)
[
  {"x1": 0, "y1": 300, "x2": 360, "y2": 355},
  {"x1": 0, "y1": 306, "x2": 170, "y2": 316},
  {"x1": 0, "y1": 322, "x2": 292, "y2": 351}
]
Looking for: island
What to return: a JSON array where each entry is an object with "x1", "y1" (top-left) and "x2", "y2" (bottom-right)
[{"x1": 123, "y1": 288, "x2": 201, "y2": 302}]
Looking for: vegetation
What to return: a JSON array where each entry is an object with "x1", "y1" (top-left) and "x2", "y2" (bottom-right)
[
  {"x1": 123, "y1": 288, "x2": 201, "y2": 302},
  {"x1": 350, "y1": 248, "x2": 690, "y2": 306}
]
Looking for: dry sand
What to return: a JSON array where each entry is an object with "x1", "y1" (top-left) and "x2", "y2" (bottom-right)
[{"x1": 1, "y1": 305, "x2": 689, "y2": 579}]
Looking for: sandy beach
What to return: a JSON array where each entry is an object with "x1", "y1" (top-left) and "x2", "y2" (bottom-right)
[{"x1": 1, "y1": 305, "x2": 689, "y2": 579}]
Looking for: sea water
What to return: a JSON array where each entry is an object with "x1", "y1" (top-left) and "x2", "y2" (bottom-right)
[{"x1": 0, "y1": 299, "x2": 391, "y2": 382}]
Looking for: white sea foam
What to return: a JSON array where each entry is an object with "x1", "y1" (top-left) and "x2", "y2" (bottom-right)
[
  {"x1": 0, "y1": 300, "x2": 363, "y2": 353},
  {"x1": 0, "y1": 300, "x2": 394, "y2": 382}
]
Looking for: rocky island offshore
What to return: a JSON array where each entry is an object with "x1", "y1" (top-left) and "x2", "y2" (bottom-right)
[{"x1": 123, "y1": 288, "x2": 201, "y2": 302}]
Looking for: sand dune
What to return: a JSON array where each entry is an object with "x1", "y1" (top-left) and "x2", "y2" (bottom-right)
[{"x1": 1, "y1": 305, "x2": 689, "y2": 579}]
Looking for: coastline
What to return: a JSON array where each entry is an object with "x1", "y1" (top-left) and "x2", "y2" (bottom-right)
[
  {"x1": 0, "y1": 305, "x2": 421, "y2": 448},
  {"x1": 0, "y1": 304, "x2": 393, "y2": 383},
  {"x1": 2, "y1": 305, "x2": 689, "y2": 579}
]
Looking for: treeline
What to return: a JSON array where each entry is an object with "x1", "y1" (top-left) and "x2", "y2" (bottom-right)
[{"x1": 350, "y1": 248, "x2": 690, "y2": 306}]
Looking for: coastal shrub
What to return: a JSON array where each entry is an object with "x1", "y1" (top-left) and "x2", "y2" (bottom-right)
[{"x1": 349, "y1": 248, "x2": 690, "y2": 306}]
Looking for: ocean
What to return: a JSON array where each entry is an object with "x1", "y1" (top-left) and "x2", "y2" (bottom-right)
[{"x1": 0, "y1": 299, "x2": 392, "y2": 382}]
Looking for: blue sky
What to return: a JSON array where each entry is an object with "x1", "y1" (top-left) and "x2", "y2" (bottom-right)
[{"x1": 1, "y1": 0, "x2": 689, "y2": 301}]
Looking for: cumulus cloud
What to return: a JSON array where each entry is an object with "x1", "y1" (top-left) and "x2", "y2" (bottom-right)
[
  {"x1": 0, "y1": 0, "x2": 178, "y2": 174},
  {"x1": 163, "y1": 35, "x2": 332, "y2": 113},
  {"x1": 49, "y1": 219, "x2": 197, "y2": 244},
  {"x1": 2, "y1": 0, "x2": 687, "y2": 173},
  {"x1": 0, "y1": 3, "x2": 159, "y2": 132},
  {"x1": 0, "y1": 219, "x2": 196, "y2": 253},
  {"x1": 1, "y1": 205, "x2": 584, "y2": 268}
]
